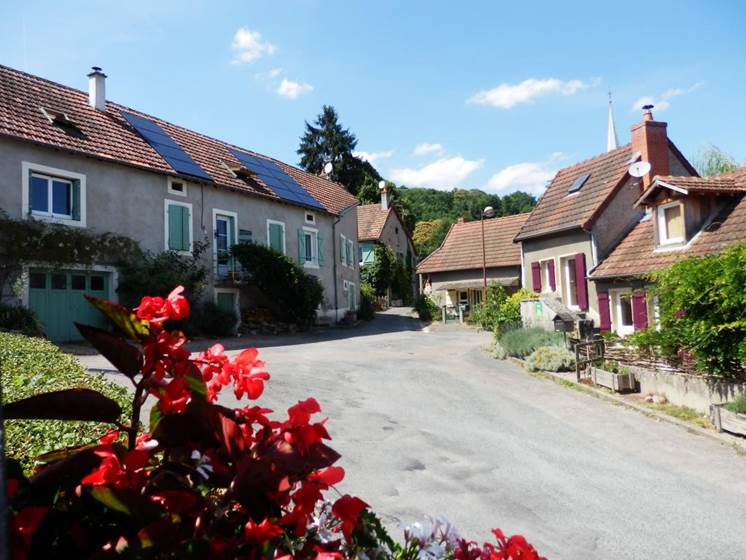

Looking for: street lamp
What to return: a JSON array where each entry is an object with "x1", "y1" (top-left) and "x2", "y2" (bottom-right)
[{"x1": 481, "y1": 206, "x2": 495, "y2": 300}]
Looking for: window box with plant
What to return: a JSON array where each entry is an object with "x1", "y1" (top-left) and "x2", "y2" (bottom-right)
[
  {"x1": 591, "y1": 360, "x2": 637, "y2": 393},
  {"x1": 710, "y1": 395, "x2": 746, "y2": 437}
]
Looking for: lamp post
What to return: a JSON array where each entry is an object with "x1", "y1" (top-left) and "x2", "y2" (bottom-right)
[{"x1": 481, "y1": 206, "x2": 495, "y2": 301}]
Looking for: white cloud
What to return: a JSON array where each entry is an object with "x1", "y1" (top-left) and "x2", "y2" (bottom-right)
[
  {"x1": 468, "y1": 78, "x2": 595, "y2": 109},
  {"x1": 390, "y1": 156, "x2": 483, "y2": 189},
  {"x1": 413, "y1": 142, "x2": 444, "y2": 156},
  {"x1": 276, "y1": 78, "x2": 314, "y2": 99},
  {"x1": 254, "y1": 67, "x2": 284, "y2": 81},
  {"x1": 353, "y1": 150, "x2": 394, "y2": 164},
  {"x1": 485, "y1": 152, "x2": 564, "y2": 195},
  {"x1": 631, "y1": 82, "x2": 704, "y2": 112},
  {"x1": 231, "y1": 27, "x2": 276, "y2": 64}
]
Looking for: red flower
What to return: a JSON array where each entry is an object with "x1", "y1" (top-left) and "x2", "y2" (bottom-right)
[
  {"x1": 153, "y1": 377, "x2": 191, "y2": 414},
  {"x1": 309, "y1": 466, "x2": 345, "y2": 487},
  {"x1": 244, "y1": 518, "x2": 284, "y2": 544},
  {"x1": 135, "y1": 285, "x2": 190, "y2": 326},
  {"x1": 331, "y1": 495, "x2": 368, "y2": 540},
  {"x1": 11, "y1": 507, "x2": 48, "y2": 558},
  {"x1": 233, "y1": 348, "x2": 270, "y2": 400},
  {"x1": 99, "y1": 429, "x2": 119, "y2": 445},
  {"x1": 81, "y1": 448, "x2": 149, "y2": 489}
]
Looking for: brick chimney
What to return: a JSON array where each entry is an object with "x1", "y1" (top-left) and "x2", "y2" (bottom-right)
[
  {"x1": 630, "y1": 105, "x2": 669, "y2": 187},
  {"x1": 87, "y1": 67, "x2": 107, "y2": 111}
]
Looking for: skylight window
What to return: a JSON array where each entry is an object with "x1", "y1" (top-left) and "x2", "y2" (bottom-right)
[
  {"x1": 568, "y1": 173, "x2": 590, "y2": 194},
  {"x1": 40, "y1": 107, "x2": 81, "y2": 133}
]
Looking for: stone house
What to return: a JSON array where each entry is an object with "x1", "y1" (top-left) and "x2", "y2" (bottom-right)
[{"x1": 0, "y1": 65, "x2": 359, "y2": 341}]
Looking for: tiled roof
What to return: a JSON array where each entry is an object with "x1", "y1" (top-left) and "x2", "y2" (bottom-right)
[
  {"x1": 647, "y1": 170, "x2": 746, "y2": 197},
  {"x1": 416, "y1": 213, "x2": 529, "y2": 274},
  {"x1": 515, "y1": 145, "x2": 634, "y2": 240},
  {"x1": 0, "y1": 65, "x2": 358, "y2": 215},
  {"x1": 592, "y1": 193, "x2": 746, "y2": 279},
  {"x1": 357, "y1": 204, "x2": 391, "y2": 241}
]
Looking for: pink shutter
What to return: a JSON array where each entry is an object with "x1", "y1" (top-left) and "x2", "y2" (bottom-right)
[
  {"x1": 632, "y1": 292, "x2": 648, "y2": 330},
  {"x1": 547, "y1": 259, "x2": 556, "y2": 291},
  {"x1": 597, "y1": 292, "x2": 611, "y2": 331},
  {"x1": 574, "y1": 253, "x2": 588, "y2": 311},
  {"x1": 530, "y1": 262, "x2": 541, "y2": 292}
]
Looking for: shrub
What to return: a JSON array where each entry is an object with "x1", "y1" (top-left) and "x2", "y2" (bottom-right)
[
  {"x1": 0, "y1": 332, "x2": 131, "y2": 473},
  {"x1": 358, "y1": 282, "x2": 376, "y2": 321},
  {"x1": 472, "y1": 287, "x2": 537, "y2": 335},
  {"x1": 725, "y1": 395, "x2": 746, "y2": 414},
  {"x1": 0, "y1": 303, "x2": 43, "y2": 337},
  {"x1": 232, "y1": 242, "x2": 323, "y2": 327},
  {"x1": 526, "y1": 345, "x2": 576, "y2": 372},
  {"x1": 493, "y1": 340, "x2": 507, "y2": 360},
  {"x1": 499, "y1": 327, "x2": 565, "y2": 359},
  {"x1": 598, "y1": 360, "x2": 631, "y2": 375},
  {"x1": 181, "y1": 300, "x2": 238, "y2": 338},
  {"x1": 414, "y1": 294, "x2": 439, "y2": 322}
]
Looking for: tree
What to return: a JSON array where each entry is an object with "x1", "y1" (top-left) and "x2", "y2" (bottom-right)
[
  {"x1": 413, "y1": 218, "x2": 453, "y2": 258},
  {"x1": 694, "y1": 144, "x2": 739, "y2": 177},
  {"x1": 502, "y1": 191, "x2": 537, "y2": 214},
  {"x1": 297, "y1": 105, "x2": 379, "y2": 194}
]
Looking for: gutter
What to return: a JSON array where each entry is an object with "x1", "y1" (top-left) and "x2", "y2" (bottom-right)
[{"x1": 514, "y1": 223, "x2": 585, "y2": 242}]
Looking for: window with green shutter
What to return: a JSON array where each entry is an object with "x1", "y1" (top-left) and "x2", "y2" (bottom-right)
[
  {"x1": 167, "y1": 202, "x2": 191, "y2": 252},
  {"x1": 340, "y1": 234, "x2": 346, "y2": 263},
  {"x1": 317, "y1": 233, "x2": 325, "y2": 266},
  {"x1": 267, "y1": 221, "x2": 285, "y2": 254}
]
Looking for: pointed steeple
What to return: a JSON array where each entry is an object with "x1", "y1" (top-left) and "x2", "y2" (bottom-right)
[{"x1": 607, "y1": 91, "x2": 619, "y2": 152}]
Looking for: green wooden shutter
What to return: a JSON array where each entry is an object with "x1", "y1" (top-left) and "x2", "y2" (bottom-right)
[
  {"x1": 269, "y1": 223, "x2": 283, "y2": 253},
  {"x1": 340, "y1": 235, "x2": 345, "y2": 262},
  {"x1": 71, "y1": 181, "x2": 81, "y2": 221},
  {"x1": 297, "y1": 229, "x2": 304, "y2": 263},
  {"x1": 180, "y1": 206, "x2": 190, "y2": 251},
  {"x1": 168, "y1": 205, "x2": 182, "y2": 251},
  {"x1": 317, "y1": 233, "x2": 325, "y2": 266}
]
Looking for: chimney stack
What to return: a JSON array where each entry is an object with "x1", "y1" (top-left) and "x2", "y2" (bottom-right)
[
  {"x1": 630, "y1": 104, "x2": 669, "y2": 187},
  {"x1": 380, "y1": 182, "x2": 390, "y2": 210},
  {"x1": 87, "y1": 67, "x2": 107, "y2": 111}
]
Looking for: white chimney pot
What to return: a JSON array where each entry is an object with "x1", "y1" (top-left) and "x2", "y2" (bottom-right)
[{"x1": 87, "y1": 67, "x2": 107, "y2": 111}]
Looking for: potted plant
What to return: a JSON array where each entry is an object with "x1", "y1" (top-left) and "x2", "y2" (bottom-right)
[
  {"x1": 591, "y1": 360, "x2": 637, "y2": 392},
  {"x1": 710, "y1": 395, "x2": 746, "y2": 436}
]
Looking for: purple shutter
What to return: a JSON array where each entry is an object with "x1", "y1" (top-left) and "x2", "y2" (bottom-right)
[
  {"x1": 597, "y1": 292, "x2": 611, "y2": 331},
  {"x1": 632, "y1": 292, "x2": 648, "y2": 330},
  {"x1": 574, "y1": 253, "x2": 588, "y2": 311},
  {"x1": 547, "y1": 259, "x2": 556, "y2": 291},
  {"x1": 530, "y1": 262, "x2": 541, "y2": 292}
]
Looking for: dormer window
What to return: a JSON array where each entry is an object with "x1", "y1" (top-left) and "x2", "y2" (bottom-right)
[{"x1": 657, "y1": 201, "x2": 685, "y2": 246}]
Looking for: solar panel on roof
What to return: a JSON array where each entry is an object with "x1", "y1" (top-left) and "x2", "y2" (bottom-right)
[
  {"x1": 121, "y1": 112, "x2": 211, "y2": 181},
  {"x1": 568, "y1": 173, "x2": 590, "y2": 194},
  {"x1": 230, "y1": 149, "x2": 325, "y2": 211}
]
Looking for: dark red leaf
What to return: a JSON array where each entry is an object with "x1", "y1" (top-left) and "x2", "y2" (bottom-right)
[
  {"x1": 85, "y1": 295, "x2": 150, "y2": 340},
  {"x1": 22, "y1": 449, "x2": 101, "y2": 503},
  {"x1": 75, "y1": 323, "x2": 143, "y2": 378},
  {"x1": 5, "y1": 389, "x2": 122, "y2": 422},
  {"x1": 265, "y1": 441, "x2": 340, "y2": 476}
]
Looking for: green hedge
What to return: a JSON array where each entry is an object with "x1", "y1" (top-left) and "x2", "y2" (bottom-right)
[
  {"x1": 0, "y1": 332, "x2": 132, "y2": 473},
  {"x1": 414, "y1": 294, "x2": 439, "y2": 322}
]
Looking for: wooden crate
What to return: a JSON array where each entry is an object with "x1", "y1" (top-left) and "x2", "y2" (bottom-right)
[
  {"x1": 710, "y1": 404, "x2": 746, "y2": 436},
  {"x1": 591, "y1": 367, "x2": 637, "y2": 393}
]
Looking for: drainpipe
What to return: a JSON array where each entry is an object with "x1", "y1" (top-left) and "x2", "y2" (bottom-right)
[{"x1": 332, "y1": 203, "x2": 358, "y2": 323}]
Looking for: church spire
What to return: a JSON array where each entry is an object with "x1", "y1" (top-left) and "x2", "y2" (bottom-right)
[{"x1": 607, "y1": 91, "x2": 619, "y2": 152}]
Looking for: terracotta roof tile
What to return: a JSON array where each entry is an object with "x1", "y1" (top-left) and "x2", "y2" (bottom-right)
[
  {"x1": 515, "y1": 145, "x2": 633, "y2": 240},
  {"x1": 416, "y1": 213, "x2": 529, "y2": 274},
  {"x1": 0, "y1": 65, "x2": 357, "y2": 215},
  {"x1": 652, "y1": 169, "x2": 746, "y2": 195},
  {"x1": 592, "y1": 193, "x2": 746, "y2": 279},
  {"x1": 357, "y1": 204, "x2": 391, "y2": 240}
]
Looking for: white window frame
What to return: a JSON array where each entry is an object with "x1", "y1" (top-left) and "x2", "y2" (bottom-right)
[
  {"x1": 657, "y1": 201, "x2": 685, "y2": 246},
  {"x1": 266, "y1": 219, "x2": 286, "y2": 255},
  {"x1": 304, "y1": 211, "x2": 316, "y2": 225},
  {"x1": 212, "y1": 208, "x2": 238, "y2": 263},
  {"x1": 613, "y1": 290, "x2": 635, "y2": 336},
  {"x1": 214, "y1": 287, "x2": 240, "y2": 329},
  {"x1": 167, "y1": 177, "x2": 188, "y2": 197},
  {"x1": 560, "y1": 255, "x2": 580, "y2": 310},
  {"x1": 343, "y1": 279, "x2": 348, "y2": 292},
  {"x1": 348, "y1": 281, "x2": 357, "y2": 310},
  {"x1": 164, "y1": 199, "x2": 193, "y2": 254},
  {"x1": 540, "y1": 259, "x2": 555, "y2": 293},
  {"x1": 21, "y1": 161, "x2": 86, "y2": 228},
  {"x1": 302, "y1": 226, "x2": 319, "y2": 269}
]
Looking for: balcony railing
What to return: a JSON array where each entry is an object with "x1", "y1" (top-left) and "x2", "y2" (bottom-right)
[{"x1": 214, "y1": 252, "x2": 243, "y2": 283}]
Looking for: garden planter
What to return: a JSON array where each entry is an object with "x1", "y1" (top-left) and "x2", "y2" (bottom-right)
[
  {"x1": 710, "y1": 404, "x2": 746, "y2": 436},
  {"x1": 591, "y1": 367, "x2": 637, "y2": 393}
]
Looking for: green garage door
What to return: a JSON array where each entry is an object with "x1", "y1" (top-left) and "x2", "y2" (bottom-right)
[{"x1": 28, "y1": 269, "x2": 111, "y2": 342}]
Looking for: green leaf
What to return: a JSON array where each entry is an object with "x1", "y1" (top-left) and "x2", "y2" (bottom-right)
[
  {"x1": 85, "y1": 295, "x2": 150, "y2": 340},
  {"x1": 91, "y1": 486, "x2": 131, "y2": 515},
  {"x1": 149, "y1": 402, "x2": 163, "y2": 433},
  {"x1": 5, "y1": 389, "x2": 122, "y2": 423},
  {"x1": 183, "y1": 362, "x2": 207, "y2": 397},
  {"x1": 75, "y1": 323, "x2": 143, "y2": 378}
]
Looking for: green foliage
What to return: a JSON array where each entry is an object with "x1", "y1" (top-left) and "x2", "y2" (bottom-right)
[
  {"x1": 493, "y1": 341, "x2": 507, "y2": 360},
  {"x1": 360, "y1": 243, "x2": 410, "y2": 302},
  {"x1": 694, "y1": 144, "x2": 740, "y2": 177},
  {"x1": 358, "y1": 282, "x2": 376, "y2": 321},
  {"x1": 0, "y1": 303, "x2": 43, "y2": 337},
  {"x1": 469, "y1": 285, "x2": 508, "y2": 331},
  {"x1": 412, "y1": 218, "x2": 453, "y2": 258},
  {"x1": 297, "y1": 105, "x2": 380, "y2": 195},
  {"x1": 182, "y1": 301, "x2": 237, "y2": 338},
  {"x1": 232, "y1": 242, "x2": 323, "y2": 327},
  {"x1": 117, "y1": 242, "x2": 209, "y2": 307},
  {"x1": 641, "y1": 244, "x2": 746, "y2": 376},
  {"x1": 414, "y1": 294, "x2": 439, "y2": 322},
  {"x1": 526, "y1": 345, "x2": 576, "y2": 372},
  {"x1": 498, "y1": 327, "x2": 566, "y2": 359},
  {"x1": 0, "y1": 332, "x2": 131, "y2": 473},
  {"x1": 599, "y1": 360, "x2": 631, "y2": 375},
  {"x1": 501, "y1": 289, "x2": 538, "y2": 326},
  {"x1": 725, "y1": 395, "x2": 746, "y2": 414}
]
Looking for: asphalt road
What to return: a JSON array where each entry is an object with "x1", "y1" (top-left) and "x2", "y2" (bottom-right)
[{"x1": 79, "y1": 309, "x2": 746, "y2": 560}]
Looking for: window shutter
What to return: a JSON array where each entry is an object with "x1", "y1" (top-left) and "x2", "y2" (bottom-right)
[
  {"x1": 297, "y1": 229, "x2": 304, "y2": 263},
  {"x1": 632, "y1": 292, "x2": 648, "y2": 330},
  {"x1": 317, "y1": 233, "x2": 325, "y2": 265},
  {"x1": 530, "y1": 262, "x2": 541, "y2": 292},
  {"x1": 340, "y1": 235, "x2": 345, "y2": 262},
  {"x1": 71, "y1": 181, "x2": 81, "y2": 221},
  {"x1": 574, "y1": 252, "x2": 588, "y2": 311},
  {"x1": 180, "y1": 206, "x2": 190, "y2": 251},
  {"x1": 168, "y1": 205, "x2": 182, "y2": 251},
  {"x1": 597, "y1": 292, "x2": 611, "y2": 331},
  {"x1": 548, "y1": 259, "x2": 556, "y2": 291}
]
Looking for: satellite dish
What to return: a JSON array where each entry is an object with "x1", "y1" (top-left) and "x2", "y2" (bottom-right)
[
  {"x1": 378, "y1": 180, "x2": 386, "y2": 190},
  {"x1": 628, "y1": 160, "x2": 651, "y2": 178},
  {"x1": 323, "y1": 162, "x2": 333, "y2": 174}
]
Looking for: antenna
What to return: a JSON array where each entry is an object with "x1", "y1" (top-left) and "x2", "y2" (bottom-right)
[
  {"x1": 628, "y1": 161, "x2": 651, "y2": 178},
  {"x1": 323, "y1": 162, "x2": 333, "y2": 174}
]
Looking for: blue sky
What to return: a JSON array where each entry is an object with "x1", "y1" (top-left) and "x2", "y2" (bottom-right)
[{"x1": 2, "y1": 0, "x2": 745, "y2": 194}]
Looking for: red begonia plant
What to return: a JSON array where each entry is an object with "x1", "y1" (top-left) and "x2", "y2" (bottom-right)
[{"x1": 5, "y1": 287, "x2": 545, "y2": 559}]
